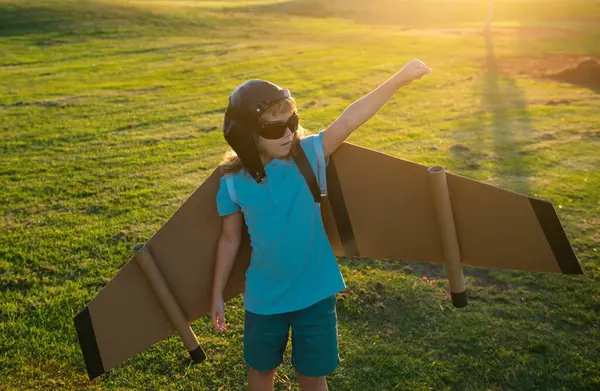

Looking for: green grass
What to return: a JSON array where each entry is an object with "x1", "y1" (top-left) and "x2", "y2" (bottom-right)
[{"x1": 1, "y1": 0, "x2": 599, "y2": 390}]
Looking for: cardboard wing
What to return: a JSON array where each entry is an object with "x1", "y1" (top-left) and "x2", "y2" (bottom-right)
[
  {"x1": 322, "y1": 143, "x2": 581, "y2": 274},
  {"x1": 75, "y1": 142, "x2": 581, "y2": 380}
]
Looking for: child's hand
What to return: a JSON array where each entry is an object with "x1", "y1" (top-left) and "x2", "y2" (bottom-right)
[
  {"x1": 397, "y1": 59, "x2": 432, "y2": 84},
  {"x1": 211, "y1": 296, "x2": 227, "y2": 333}
]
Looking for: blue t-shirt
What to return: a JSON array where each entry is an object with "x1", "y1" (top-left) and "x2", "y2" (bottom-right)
[{"x1": 216, "y1": 132, "x2": 346, "y2": 315}]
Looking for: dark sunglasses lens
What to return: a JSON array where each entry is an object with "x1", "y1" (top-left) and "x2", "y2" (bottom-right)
[
  {"x1": 261, "y1": 124, "x2": 287, "y2": 139},
  {"x1": 259, "y1": 113, "x2": 298, "y2": 139}
]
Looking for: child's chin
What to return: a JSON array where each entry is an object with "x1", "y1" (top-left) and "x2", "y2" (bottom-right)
[{"x1": 276, "y1": 147, "x2": 291, "y2": 157}]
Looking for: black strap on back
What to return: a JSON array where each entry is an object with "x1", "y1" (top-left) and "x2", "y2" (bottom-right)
[{"x1": 292, "y1": 145, "x2": 321, "y2": 203}]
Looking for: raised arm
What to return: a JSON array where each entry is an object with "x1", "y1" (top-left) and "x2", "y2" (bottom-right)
[{"x1": 322, "y1": 59, "x2": 431, "y2": 157}]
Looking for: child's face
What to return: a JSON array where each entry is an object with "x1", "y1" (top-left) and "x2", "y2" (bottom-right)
[{"x1": 258, "y1": 110, "x2": 295, "y2": 159}]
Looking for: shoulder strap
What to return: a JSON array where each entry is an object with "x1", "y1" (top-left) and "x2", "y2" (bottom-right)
[
  {"x1": 224, "y1": 175, "x2": 238, "y2": 205},
  {"x1": 292, "y1": 144, "x2": 321, "y2": 204}
]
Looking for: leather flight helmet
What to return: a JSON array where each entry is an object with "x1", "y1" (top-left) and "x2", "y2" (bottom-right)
[{"x1": 223, "y1": 80, "x2": 291, "y2": 183}]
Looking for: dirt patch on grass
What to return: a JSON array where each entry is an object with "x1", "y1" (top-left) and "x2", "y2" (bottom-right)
[
  {"x1": 548, "y1": 58, "x2": 600, "y2": 89},
  {"x1": 399, "y1": 27, "x2": 578, "y2": 39},
  {"x1": 582, "y1": 129, "x2": 600, "y2": 140},
  {"x1": 493, "y1": 55, "x2": 600, "y2": 89}
]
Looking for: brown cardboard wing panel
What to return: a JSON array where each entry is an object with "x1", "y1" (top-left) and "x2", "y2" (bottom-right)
[
  {"x1": 326, "y1": 143, "x2": 444, "y2": 263},
  {"x1": 146, "y1": 168, "x2": 251, "y2": 323},
  {"x1": 85, "y1": 168, "x2": 251, "y2": 374},
  {"x1": 88, "y1": 260, "x2": 174, "y2": 372},
  {"x1": 446, "y1": 173, "x2": 561, "y2": 273},
  {"x1": 327, "y1": 143, "x2": 578, "y2": 274}
]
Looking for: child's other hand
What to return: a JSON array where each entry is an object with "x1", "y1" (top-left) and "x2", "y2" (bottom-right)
[
  {"x1": 397, "y1": 59, "x2": 432, "y2": 84},
  {"x1": 211, "y1": 296, "x2": 227, "y2": 333}
]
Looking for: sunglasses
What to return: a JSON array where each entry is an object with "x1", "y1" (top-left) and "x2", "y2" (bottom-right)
[{"x1": 257, "y1": 112, "x2": 299, "y2": 139}]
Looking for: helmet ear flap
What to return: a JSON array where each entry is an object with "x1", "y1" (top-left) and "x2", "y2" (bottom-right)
[{"x1": 224, "y1": 117, "x2": 266, "y2": 183}]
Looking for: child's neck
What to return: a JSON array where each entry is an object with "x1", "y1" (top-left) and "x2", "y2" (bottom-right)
[
  {"x1": 261, "y1": 153, "x2": 291, "y2": 165},
  {"x1": 261, "y1": 154, "x2": 274, "y2": 165}
]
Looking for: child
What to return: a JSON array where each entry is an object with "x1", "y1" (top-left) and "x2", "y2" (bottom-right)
[{"x1": 212, "y1": 59, "x2": 431, "y2": 391}]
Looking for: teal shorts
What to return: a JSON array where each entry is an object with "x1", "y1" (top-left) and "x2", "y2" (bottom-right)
[{"x1": 243, "y1": 295, "x2": 340, "y2": 377}]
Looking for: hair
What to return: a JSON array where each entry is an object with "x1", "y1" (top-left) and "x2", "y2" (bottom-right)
[{"x1": 220, "y1": 97, "x2": 305, "y2": 175}]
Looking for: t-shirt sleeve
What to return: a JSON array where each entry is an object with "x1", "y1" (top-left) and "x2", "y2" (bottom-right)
[
  {"x1": 314, "y1": 131, "x2": 329, "y2": 194},
  {"x1": 216, "y1": 175, "x2": 240, "y2": 216}
]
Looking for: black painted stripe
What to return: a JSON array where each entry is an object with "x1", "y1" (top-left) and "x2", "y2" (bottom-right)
[
  {"x1": 74, "y1": 306, "x2": 105, "y2": 380},
  {"x1": 529, "y1": 197, "x2": 583, "y2": 274},
  {"x1": 326, "y1": 157, "x2": 359, "y2": 257}
]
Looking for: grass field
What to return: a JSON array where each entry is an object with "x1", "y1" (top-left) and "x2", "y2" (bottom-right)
[{"x1": 1, "y1": 0, "x2": 599, "y2": 390}]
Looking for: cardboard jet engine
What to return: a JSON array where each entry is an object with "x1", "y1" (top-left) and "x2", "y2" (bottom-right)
[{"x1": 74, "y1": 142, "x2": 582, "y2": 380}]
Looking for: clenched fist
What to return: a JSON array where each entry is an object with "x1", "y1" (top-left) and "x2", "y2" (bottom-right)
[{"x1": 396, "y1": 59, "x2": 432, "y2": 84}]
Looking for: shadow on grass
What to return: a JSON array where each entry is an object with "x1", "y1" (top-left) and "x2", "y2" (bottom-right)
[
  {"x1": 332, "y1": 256, "x2": 598, "y2": 390},
  {"x1": 483, "y1": 30, "x2": 534, "y2": 195},
  {"x1": 332, "y1": 256, "x2": 516, "y2": 390},
  {"x1": 335, "y1": 257, "x2": 450, "y2": 335},
  {"x1": 448, "y1": 29, "x2": 535, "y2": 196}
]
